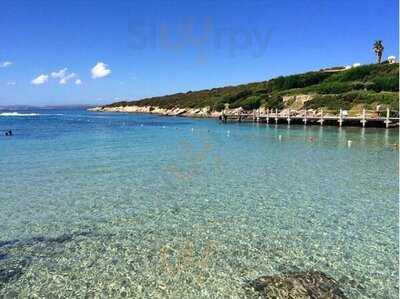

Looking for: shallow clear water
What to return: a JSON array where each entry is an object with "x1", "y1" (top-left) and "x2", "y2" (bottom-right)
[{"x1": 0, "y1": 108, "x2": 398, "y2": 298}]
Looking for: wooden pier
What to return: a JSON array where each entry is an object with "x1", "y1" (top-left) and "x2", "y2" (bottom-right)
[{"x1": 220, "y1": 108, "x2": 399, "y2": 128}]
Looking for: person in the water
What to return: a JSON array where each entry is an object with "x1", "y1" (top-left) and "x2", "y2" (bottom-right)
[{"x1": 5, "y1": 130, "x2": 12, "y2": 136}]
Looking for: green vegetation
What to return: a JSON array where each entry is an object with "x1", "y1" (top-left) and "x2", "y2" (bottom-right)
[
  {"x1": 106, "y1": 63, "x2": 399, "y2": 112},
  {"x1": 304, "y1": 91, "x2": 398, "y2": 111}
]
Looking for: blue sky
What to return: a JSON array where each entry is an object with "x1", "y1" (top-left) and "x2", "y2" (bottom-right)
[{"x1": 0, "y1": 0, "x2": 398, "y2": 106}]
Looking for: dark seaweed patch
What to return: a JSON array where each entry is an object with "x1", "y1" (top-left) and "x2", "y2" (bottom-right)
[
  {"x1": 0, "y1": 257, "x2": 32, "y2": 289},
  {"x1": 0, "y1": 230, "x2": 94, "y2": 249},
  {"x1": 246, "y1": 271, "x2": 348, "y2": 298},
  {"x1": 0, "y1": 240, "x2": 18, "y2": 248},
  {"x1": 0, "y1": 230, "x2": 96, "y2": 290}
]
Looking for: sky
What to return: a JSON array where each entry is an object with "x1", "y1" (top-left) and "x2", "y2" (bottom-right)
[{"x1": 0, "y1": 0, "x2": 398, "y2": 106}]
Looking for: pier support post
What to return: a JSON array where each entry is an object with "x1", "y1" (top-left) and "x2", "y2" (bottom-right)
[
  {"x1": 266, "y1": 108, "x2": 270, "y2": 124},
  {"x1": 338, "y1": 108, "x2": 343, "y2": 127},
  {"x1": 319, "y1": 109, "x2": 324, "y2": 126},
  {"x1": 237, "y1": 111, "x2": 241, "y2": 123},
  {"x1": 385, "y1": 107, "x2": 391, "y2": 128},
  {"x1": 287, "y1": 108, "x2": 291, "y2": 125},
  {"x1": 221, "y1": 110, "x2": 227, "y2": 123},
  {"x1": 275, "y1": 109, "x2": 279, "y2": 124},
  {"x1": 303, "y1": 109, "x2": 307, "y2": 125},
  {"x1": 361, "y1": 108, "x2": 366, "y2": 127}
]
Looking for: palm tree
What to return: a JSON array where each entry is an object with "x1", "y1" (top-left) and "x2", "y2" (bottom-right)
[{"x1": 373, "y1": 40, "x2": 384, "y2": 64}]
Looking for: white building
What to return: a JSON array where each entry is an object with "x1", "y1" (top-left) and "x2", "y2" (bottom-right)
[{"x1": 387, "y1": 56, "x2": 396, "y2": 64}]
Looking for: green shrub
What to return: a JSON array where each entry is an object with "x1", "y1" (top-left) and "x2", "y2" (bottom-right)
[
  {"x1": 316, "y1": 82, "x2": 353, "y2": 94},
  {"x1": 222, "y1": 89, "x2": 253, "y2": 104},
  {"x1": 269, "y1": 71, "x2": 331, "y2": 91},
  {"x1": 304, "y1": 95, "x2": 344, "y2": 110},
  {"x1": 304, "y1": 91, "x2": 399, "y2": 111},
  {"x1": 371, "y1": 76, "x2": 399, "y2": 92},
  {"x1": 235, "y1": 95, "x2": 262, "y2": 110},
  {"x1": 212, "y1": 99, "x2": 226, "y2": 111},
  {"x1": 314, "y1": 81, "x2": 369, "y2": 94},
  {"x1": 327, "y1": 65, "x2": 376, "y2": 82},
  {"x1": 265, "y1": 95, "x2": 284, "y2": 109},
  {"x1": 108, "y1": 101, "x2": 129, "y2": 107}
]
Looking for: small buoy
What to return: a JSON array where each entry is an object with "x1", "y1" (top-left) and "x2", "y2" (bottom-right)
[
  {"x1": 162, "y1": 125, "x2": 166, "y2": 129},
  {"x1": 191, "y1": 128, "x2": 194, "y2": 131},
  {"x1": 347, "y1": 140, "x2": 352, "y2": 147},
  {"x1": 227, "y1": 130, "x2": 230, "y2": 135},
  {"x1": 278, "y1": 135, "x2": 282, "y2": 141},
  {"x1": 140, "y1": 124, "x2": 144, "y2": 127}
]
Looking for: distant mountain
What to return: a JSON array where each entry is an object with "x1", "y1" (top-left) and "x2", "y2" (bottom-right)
[{"x1": 0, "y1": 104, "x2": 96, "y2": 111}]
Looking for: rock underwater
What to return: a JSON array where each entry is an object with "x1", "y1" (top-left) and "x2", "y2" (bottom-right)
[{"x1": 246, "y1": 271, "x2": 347, "y2": 299}]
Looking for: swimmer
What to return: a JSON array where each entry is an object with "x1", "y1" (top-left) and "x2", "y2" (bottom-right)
[{"x1": 391, "y1": 143, "x2": 400, "y2": 150}]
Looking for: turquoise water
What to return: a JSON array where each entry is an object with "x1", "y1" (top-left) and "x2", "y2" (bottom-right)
[{"x1": 0, "y1": 109, "x2": 398, "y2": 298}]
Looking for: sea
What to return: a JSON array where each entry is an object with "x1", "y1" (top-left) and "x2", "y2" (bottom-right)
[{"x1": 0, "y1": 108, "x2": 398, "y2": 298}]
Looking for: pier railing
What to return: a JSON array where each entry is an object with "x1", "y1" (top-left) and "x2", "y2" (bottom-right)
[{"x1": 220, "y1": 108, "x2": 399, "y2": 128}]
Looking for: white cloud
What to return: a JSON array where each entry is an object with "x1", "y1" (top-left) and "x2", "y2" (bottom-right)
[
  {"x1": 75, "y1": 79, "x2": 82, "y2": 85},
  {"x1": 51, "y1": 68, "x2": 68, "y2": 79},
  {"x1": 51, "y1": 68, "x2": 77, "y2": 84},
  {"x1": 0, "y1": 61, "x2": 12, "y2": 68},
  {"x1": 7, "y1": 81, "x2": 16, "y2": 86},
  {"x1": 31, "y1": 74, "x2": 49, "y2": 85},
  {"x1": 59, "y1": 73, "x2": 76, "y2": 84},
  {"x1": 91, "y1": 62, "x2": 111, "y2": 79}
]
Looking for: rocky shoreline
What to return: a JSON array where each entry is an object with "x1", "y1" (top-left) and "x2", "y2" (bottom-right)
[
  {"x1": 88, "y1": 97, "x2": 397, "y2": 124},
  {"x1": 88, "y1": 105, "x2": 228, "y2": 118},
  {"x1": 87, "y1": 105, "x2": 363, "y2": 119},
  {"x1": 87, "y1": 95, "x2": 315, "y2": 118}
]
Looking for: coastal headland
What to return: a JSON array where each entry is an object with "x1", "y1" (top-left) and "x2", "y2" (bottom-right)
[{"x1": 90, "y1": 63, "x2": 399, "y2": 126}]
